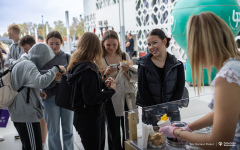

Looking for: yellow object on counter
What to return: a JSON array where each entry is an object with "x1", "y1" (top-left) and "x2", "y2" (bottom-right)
[{"x1": 160, "y1": 114, "x2": 169, "y2": 121}]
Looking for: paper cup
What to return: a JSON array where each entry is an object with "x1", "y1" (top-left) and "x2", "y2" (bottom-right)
[
  {"x1": 120, "y1": 61, "x2": 127, "y2": 66},
  {"x1": 157, "y1": 118, "x2": 171, "y2": 128},
  {"x1": 110, "y1": 64, "x2": 117, "y2": 68}
]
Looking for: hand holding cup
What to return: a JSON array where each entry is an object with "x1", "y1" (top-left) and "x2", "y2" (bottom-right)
[{"x1": 121, "y1": 64, "x2": 130, "y2": 72}]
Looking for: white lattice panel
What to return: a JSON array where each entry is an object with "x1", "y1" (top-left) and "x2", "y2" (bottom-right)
[
  {"x1": 83, "y1": 0, "x2": 187, "y2": 62},
  {"x1": 135, "y1": 0, "x2": 186, "y2": 62}
]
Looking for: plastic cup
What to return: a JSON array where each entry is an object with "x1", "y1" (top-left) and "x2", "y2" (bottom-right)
[
  {"x1": 120, "y1": 61, "x2": 127, "y2": 66},
  {"x1": 157, "y1": 118, "x2": 171, "y2": 128}
]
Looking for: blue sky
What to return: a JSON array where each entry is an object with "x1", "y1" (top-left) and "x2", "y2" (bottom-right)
[{"x1": 0, "y1": 0, "x2": 84, "y2": 36}]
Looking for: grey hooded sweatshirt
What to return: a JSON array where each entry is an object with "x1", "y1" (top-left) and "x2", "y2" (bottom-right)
[
  {"x1": 4, "y1": 41, "x2": 24, "y2": 68},
  {"x1": 9, "y1": 43, "x2": 59, "y2": 122}
]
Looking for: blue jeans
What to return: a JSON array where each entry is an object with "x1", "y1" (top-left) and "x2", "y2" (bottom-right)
[{"x1": 43, "y1": 96, "x2": 74, "y2": 150}]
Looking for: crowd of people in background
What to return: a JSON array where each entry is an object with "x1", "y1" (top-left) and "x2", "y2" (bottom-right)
[{"x1": 1, "y1": 11, "x2": 240, "y2": 150}]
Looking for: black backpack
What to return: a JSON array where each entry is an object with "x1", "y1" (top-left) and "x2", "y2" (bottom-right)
[
  {"x1": 55, "y1": 74, "x2": 73, "y2": 110},
  {"x1": 55, "y1": 54, "x2": 73, "y2": 110}
]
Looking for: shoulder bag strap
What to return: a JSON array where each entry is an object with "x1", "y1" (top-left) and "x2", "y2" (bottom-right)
[
  {"x1": 122, "y1": 52, "x2": 126, "y2": 61},
  {"x1": 66, "y1": 53, "x2": 69, "y2": 64}
]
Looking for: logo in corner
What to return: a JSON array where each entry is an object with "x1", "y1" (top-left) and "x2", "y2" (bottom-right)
[
  {"x1": 218, "y1": 142, "x2": 223, "y2": 146},
  {"x1": 232, "y1": 10, "x2": 240, "y2": 27}
]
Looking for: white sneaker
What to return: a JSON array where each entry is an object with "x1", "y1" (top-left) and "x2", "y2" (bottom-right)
[
  {"x1": 42, "y1": 143, "x2": 48, "y2": 150},
  {"x1": 0, "y1": 135, "x2": 4, "y2": 142}
]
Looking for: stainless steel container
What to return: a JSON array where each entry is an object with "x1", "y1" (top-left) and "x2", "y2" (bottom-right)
[
  {"x1": 166, "y1": 137, "x2": 186, "y2": 148},
  {"x1": 166, "y1": 121, "x2": 187, "y2": 147}
]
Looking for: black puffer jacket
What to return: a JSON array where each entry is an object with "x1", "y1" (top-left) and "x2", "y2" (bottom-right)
[{"x1": 136, "y1": 52, "x2": 185, "y2": 107}]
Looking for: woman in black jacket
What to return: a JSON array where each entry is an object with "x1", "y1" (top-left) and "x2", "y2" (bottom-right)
[
  {"x1": 66, "y1": 32, "x2": 116, "y2": 150},
  {"x1": 137, "y1": 29, "x2": 185, "y2": 123}
]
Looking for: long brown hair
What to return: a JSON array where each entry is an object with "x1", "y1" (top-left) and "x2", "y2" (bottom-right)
[
  {"x1": 0, "y1": 51, "x2": 4, "y2": 69},
  {"x1": 187, "y1": 11, "x2": 240, "y2": 94},
  {"x1": 0, "y1": 42, "x2": 8, "y2": 54},
  {"x1": 67, "y1": 32, "x2": 102, "y2": 70},
  {"x1": 101, "y1": 30, "x2": 122, "y2": 56}
]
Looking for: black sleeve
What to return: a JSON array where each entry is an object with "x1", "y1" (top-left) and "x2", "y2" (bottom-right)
[
  {"x1": 130, "y1": 38, "x2": 134, "y2": 44},
  {"x1": 80, "y1": 69, "x2": 115, "y2": 106},
  {"x1": 137, "y1": 65, "x2": 156, "y2": 106},
  {"x1": 170, "y1": 62, "x2": 185, "y2": 101},
  {"x1": 100, "y1": 72, "x2": 108, "y2": 90},
  {"x1": 66, "y1": 54, "x2": 70, "y2": 65}
]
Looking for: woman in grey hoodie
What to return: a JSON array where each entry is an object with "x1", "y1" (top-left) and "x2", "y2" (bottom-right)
[{"x1": 9, "y1": 43, "x2": 66, "y2": 150}]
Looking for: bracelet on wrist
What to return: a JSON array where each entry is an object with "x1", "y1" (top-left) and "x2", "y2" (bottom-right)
[{"x1": 176, "y1": 129, "x2": 184, "y2": 139}]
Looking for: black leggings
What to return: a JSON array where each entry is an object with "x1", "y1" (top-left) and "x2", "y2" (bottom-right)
[
  {"x1": 74, "y1": 113, "x2": 105, "y2": 150},
  {"x1": 105, "y1": 100, "x2": 128, "y2": 150},
  {"x1": 14, "y1": 122, "x2": 42, "y2": 150}
]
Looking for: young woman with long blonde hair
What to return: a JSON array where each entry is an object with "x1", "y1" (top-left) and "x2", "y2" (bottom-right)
[
  {"x1": 67, "y1": 32, "x2": 116, "y2": 150},
  {"x1": 160, "y1": 12, "x2": 240, "y2": 150}
]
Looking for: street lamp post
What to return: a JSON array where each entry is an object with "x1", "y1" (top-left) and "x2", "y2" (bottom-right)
[
  {"x1": 65, "y1": 11, "x2": 71, "y2": 54},
  {"x1": 46, "y1": 21, "x2": 49, "y2": 35},
  {"x1": 35, "y1": 27, "x2": 38, "y2": 43},
  {"x1": 42, "y1": 15, "x2": 45, "y2": 42},
  {"x1": 119, "y1": 0, "x2": 126, "y2": 52}
]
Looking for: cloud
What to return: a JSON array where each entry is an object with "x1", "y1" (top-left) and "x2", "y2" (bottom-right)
[{"x1": 0, "y1": 0, "x2": 83, "y2": 35}]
